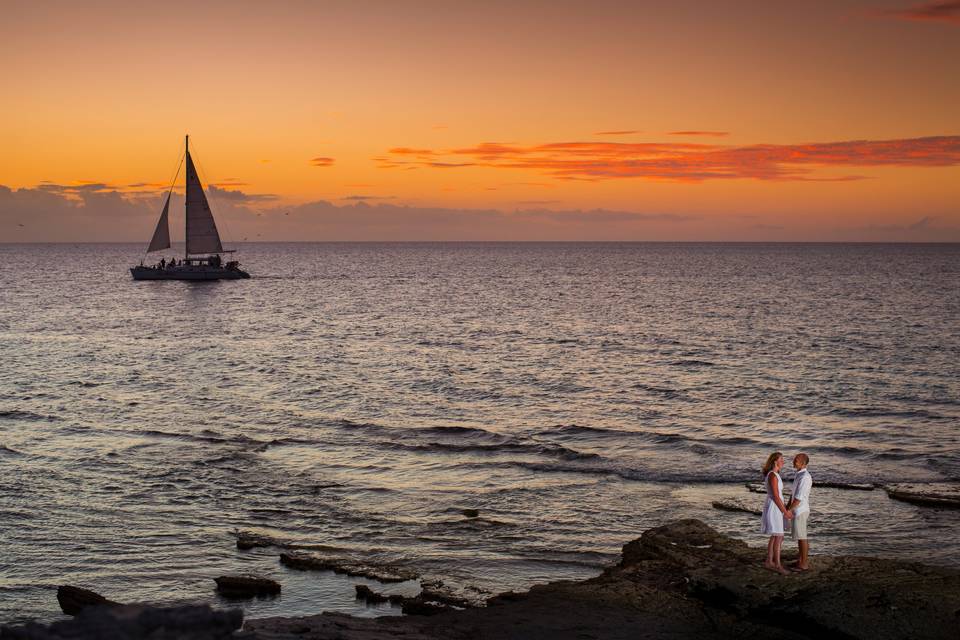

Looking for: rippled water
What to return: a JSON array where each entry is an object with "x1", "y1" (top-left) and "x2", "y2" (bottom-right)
[{"x1": 1, "y1": 242, "x2": 958, "y2": 625}]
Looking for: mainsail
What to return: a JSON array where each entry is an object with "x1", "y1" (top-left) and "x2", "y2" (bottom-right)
[
  {"x1": 147, "y1": 193, "x2": 171, "y2": 252},
  {"x1": 185, "y1": 149, "x2": 223, "y2": 255}
]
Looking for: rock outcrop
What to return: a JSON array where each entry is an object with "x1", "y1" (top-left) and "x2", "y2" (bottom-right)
[
  {"x1": 214, "y1": 576, "x2": 281, "y2": 598},
  {"x1": 8, "y1": 521, "x2": 959, "y2": 640},
  {"x1": 246, "y1": 519, "x2": 960, "y2": 640}
]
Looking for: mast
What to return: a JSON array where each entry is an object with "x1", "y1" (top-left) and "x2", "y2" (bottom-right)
[
  {"x1": 184, "y1": 134, "x2": 189, "y2": 260},
  {"x1": 183, "y1": 134, "x2": 224, "y2": 258}
]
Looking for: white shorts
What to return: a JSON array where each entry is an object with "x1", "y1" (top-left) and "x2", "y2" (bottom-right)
[{"x1": 791, "y1": 511, "x2": 809, "y2": 540}]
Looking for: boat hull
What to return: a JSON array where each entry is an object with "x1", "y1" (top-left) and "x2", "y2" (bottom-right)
[{"x1": 130, "y1": 265, "x2": 250, "y2": 280}]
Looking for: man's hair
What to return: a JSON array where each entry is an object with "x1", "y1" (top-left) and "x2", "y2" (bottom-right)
[{"x1": 795, "y1": 453, "x2": 809, "y2": 465}]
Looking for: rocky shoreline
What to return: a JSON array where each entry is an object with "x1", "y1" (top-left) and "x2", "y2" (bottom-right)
[{"x1": 4, "y1": 519, "x2": 959, "y2": 639}]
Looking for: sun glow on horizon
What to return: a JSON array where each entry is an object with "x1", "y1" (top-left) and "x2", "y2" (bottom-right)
[{"x1": 2, "y1": 1, "x2": 959, "y2": 241}]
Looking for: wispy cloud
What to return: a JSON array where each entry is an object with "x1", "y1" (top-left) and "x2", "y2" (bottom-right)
[
  {"x1": 310, "y1": 157, "x2": 336, "y2": 167},
  {"x1": 379, "y1": 136, "x2": 960, "y2": 182},
  {"x1": 388, "y1": 147, "x2": 434, "y2": 155},
  {"x1": 668, "y1": 131, "x2": 729, "y2": 137},
  {"x1": 209, "y1": 181, "x2": 250, "y2": 188},
  {"x1": 341, "y1": 195, "x2": 396, "y2": 201},
  {"x1": 594, "y1": 130, "x2": 639, "y2": 136},
  {"x1": 881, "y1": 1, "x2": 960, "y2": 24}
]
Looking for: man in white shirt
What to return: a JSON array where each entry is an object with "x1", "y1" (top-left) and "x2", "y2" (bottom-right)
[{"x1": 786, "y1": 453, "x2": 812, "y2": 571}]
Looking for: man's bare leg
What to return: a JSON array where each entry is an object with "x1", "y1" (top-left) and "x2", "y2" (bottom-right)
[{"x1": 797, "y1": 539, "x2": 809, "y2": 570}]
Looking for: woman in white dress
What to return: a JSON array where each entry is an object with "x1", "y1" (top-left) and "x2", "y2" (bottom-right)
[{"x1": 760, "y1": 451, "x2": 794, "y2": 574}]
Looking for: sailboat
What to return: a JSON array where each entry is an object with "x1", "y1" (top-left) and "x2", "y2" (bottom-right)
[{"x1": 130, "y1": 135, "x2": 250, "y2": 280}]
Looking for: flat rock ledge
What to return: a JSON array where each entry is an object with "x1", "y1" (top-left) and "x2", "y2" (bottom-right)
[
  {"x1": 280, "y1": 551, "x2": 419, "y2": 583},
  {"x1": 711, "y1": 498, "x2": 762, "y2": 516},
  {"x1": 6, "y1": 520, "x2": 959, "y2": 640},
  {"x1": 883, "y1": 483, "x2": 960, "y2": 509}
]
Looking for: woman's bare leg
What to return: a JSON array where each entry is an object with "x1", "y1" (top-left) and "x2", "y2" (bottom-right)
[
  {"x1": 764, "y1": 537, "x2": 777, "y2": 570},
  {"x1": 773, "y1": 536, "x2": 788, "y2": 574}
]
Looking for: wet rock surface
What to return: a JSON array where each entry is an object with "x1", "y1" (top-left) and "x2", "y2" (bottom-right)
[
  {"x1": 1, "y1": 605, "x2": 242, "y2": 640},
  {"x1": 280, "y1": 551, "x2": 419, "y2": 583}
]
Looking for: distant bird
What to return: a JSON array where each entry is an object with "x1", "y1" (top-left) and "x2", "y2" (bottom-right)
[
  {"x1": 17, "y1": 223, "x2": 25, "y2": 227},
  {"x1": 284, "y1": 211, "x2": 290, "y2": 216}
]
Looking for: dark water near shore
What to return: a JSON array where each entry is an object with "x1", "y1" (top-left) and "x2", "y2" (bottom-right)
[{"x1": 1, "y1": 242, "x2": 959, "y2": 625}]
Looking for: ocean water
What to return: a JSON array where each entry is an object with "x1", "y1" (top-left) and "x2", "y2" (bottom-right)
[{"x1": 1, "y1": 242, "x2": 958, "y2": 626}]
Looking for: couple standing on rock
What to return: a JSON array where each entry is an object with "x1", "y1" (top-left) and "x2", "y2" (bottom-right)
[{"x1": 760, "y1": 452, "x2": 812, "y2": 575}]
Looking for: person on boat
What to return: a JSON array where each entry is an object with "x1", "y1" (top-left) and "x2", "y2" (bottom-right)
[{"x1": 160, "y1": 257, "x2": 166, "y2": 269}]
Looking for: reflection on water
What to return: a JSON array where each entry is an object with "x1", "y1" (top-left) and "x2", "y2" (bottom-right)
[{"x1": 0, "y1": 242, "x2": 958, "y2": 625}]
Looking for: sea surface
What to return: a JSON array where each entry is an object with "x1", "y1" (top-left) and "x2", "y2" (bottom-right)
[{"x1": 1, "y1": 242, "x2": 958, "y2": 626}]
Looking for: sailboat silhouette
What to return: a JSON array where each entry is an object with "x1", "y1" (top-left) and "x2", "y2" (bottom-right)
[{"x1": 130, "y1": 136, "x2": 250, "y2": 281}]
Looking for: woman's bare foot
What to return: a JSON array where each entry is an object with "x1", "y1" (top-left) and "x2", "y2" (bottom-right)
[
  {"x1": 775, "y1": 565, "x2": 790, "y2": 575},
  {"x1": 763, "y1": 562, "x2": 782, "y2": 573}
]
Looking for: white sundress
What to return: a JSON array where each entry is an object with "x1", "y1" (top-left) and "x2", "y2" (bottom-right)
[{"x1": 760, "y1": 471, "x2": 785, "y2": 535}]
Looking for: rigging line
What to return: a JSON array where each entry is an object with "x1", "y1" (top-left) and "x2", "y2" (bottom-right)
[{"x1": 188, "y1": 139, "x2": 241, "y2": 255}]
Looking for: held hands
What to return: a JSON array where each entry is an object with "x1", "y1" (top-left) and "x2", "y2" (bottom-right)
[{"x1": 783, "y1": 510, "x2": 794, "y2": 520}]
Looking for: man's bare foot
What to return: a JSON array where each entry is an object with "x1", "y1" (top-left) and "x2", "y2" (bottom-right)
[{"x1": 790, "y1": 565, "x2": 810, "y2": 572}]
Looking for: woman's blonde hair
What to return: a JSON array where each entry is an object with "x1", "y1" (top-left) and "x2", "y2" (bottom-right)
[{"x1": 762, "y1": 451, "x2": 783, "y2": 477}]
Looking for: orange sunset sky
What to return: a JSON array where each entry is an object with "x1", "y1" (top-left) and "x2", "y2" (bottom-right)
[{"x1": 2, "y1": 0, "x2": 959, "y2": 241}]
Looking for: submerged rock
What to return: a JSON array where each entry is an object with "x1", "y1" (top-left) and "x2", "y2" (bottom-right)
[
  {"x1": 460, "y1": 508, "x2": 480, "y2": 518},
  {"x1": 354, "y1": 580, "x2": 481, "y2": 614},
  {"x1": 711, "y1": 498, "x2": 762, "y2": 516},
  {"x1": 280, "y1": 552, "x2": 418, "y2": 583},
  {"x1": 884, "y1": 483, "x2": 960, "y2": 508},
  {"x1": 56, "y1": 585, "x2": 121, "y2": 616},
  {"x1": 418, "y1": 578, "x2": 488, "y2": 608},
  {"x1": 354, "y1": 584, "x2": 390, "y2": 604},
  {"x1": 1, "y1": 604, "x2": 242, "y2": 640},
  {"x1": 816, "y1": 481, "x2": 875, "y2": 490},
  {"x1": 213, "y1": 575, "x2": 281, "y2": 598},
  {"x1": 745, "y1": 482, "x2": 791, "y2": 495},
  {"x1": 235, "y1": 531, "x2": 285, "y2": 550}
]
